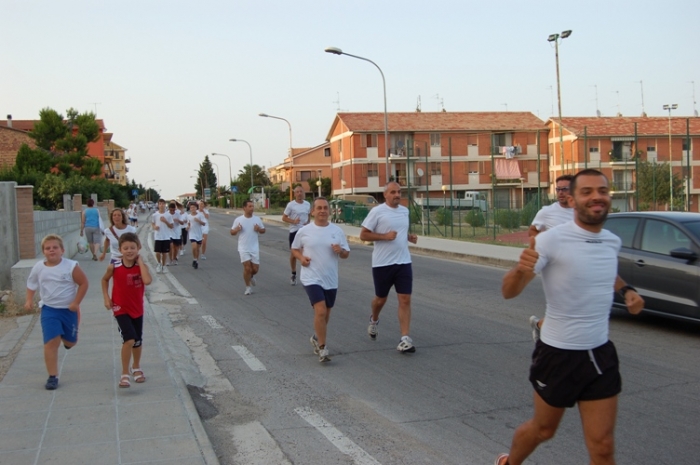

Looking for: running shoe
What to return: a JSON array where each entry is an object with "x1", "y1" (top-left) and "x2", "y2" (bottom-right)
[
  {"x1": 250, "y1": 276, "x2": 256, "y2": 286},
  {"x1": 397, "y1": 336, "x2": 416, "y2": 353},
  {"x1": 193, "y1": 260, "x2": 198, "y2": 270},
  {"x1": 156, "y1": 264, "x2": 163, "y2": 273},
  {"x1": 201, "y1": 255, "x2": 206, "y2": 260},
  {"x1": 244, "y1": 286, "x2": 252, "y2": 295},
  {"x1": 290, "y1": 274, "x2": 297, "y2": 286},
  {"x1": 367, "y1": 318, "x2": 379, "y2": 339},
  {"x1": 318, "y1": 347, "x2": 331, "y2": 363},
  {"x1": 529, "y1": 315, "x2": 541, "y2": 342},
  {"x1": 179, "y1": 249, "x2": 185, "y2": 256},
  {"x1": 494, "y1": 453, "x2": 509, "y2": 465},
  {"x1": 45, "y1": 376, "x2": 59, "y2": 390},
  {"x1": 310, "y1": 335, "x2": 320, "y2": 355}
]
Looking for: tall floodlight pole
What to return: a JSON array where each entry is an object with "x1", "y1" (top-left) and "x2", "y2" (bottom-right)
[
  {"x1": 547, "y1": 30, "x2": 572, "y2": 175},
  {"x1": 663, "y1": 104, "x2": 678, "y2": 210},
  {"x1": 211, "y1": 153, "x2": 233, "y2": 208},
  {"x1": 229, "y1": 139, "x2": 254, "y2": 193},
  {"x1": 325, "y1": 46, "x2": 390, "y2": 183},
  {"x1": 259, "y1": 113, "x2": 294, "y2": 199}
]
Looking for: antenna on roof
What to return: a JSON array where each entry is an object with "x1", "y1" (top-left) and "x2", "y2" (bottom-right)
[
  {"x1": 613, "y1": 90, "x2": 621, "y2": 116},
  {"x1": 592, "y1": 85, "x2": 601, "y2": 117},
  {"x1": 416, "y1": 95, "x2": 421, "y2": 112},
  {"x1": 637, "y1": 80, "x2": 645, "y2": 116},
  {"x1": 691, "y1": 81, "x2": 699, "y2": 117},
  {"x1": 502, "y1": 103, "x2": 508, "y2": 112},
  {"x1": 90, "y1": 102, "x2": 101, "y2": 115},
  {"x1": 433, "y1": 94, "x2": 444, "y2": 112},
  {"x1": 333, "y1": 92, "x2": 347, "y2": 112}
]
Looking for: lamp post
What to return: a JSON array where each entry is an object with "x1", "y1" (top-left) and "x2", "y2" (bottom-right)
[
  {"x1": 663, "y1": 104, "x2": 678, "y2": 210},
  {"x1": 192, "y1": 169, "x2": 205, "y2": 199},
  {"x1": 229, "y1": 139, "x2": 254, "y2": 194},
  {"x1": 547, "y1": 30, "x2": 572, "y2": 175},
  {"x1": 316, "y1": 179, "x2": 322, "y2": 198},
  {"x1": 212, "y1": 153, "x2": 234, "y2": 208},
  {"x1": 442, "y1": 185, "x2": 447, "y2": 236},
  {"x1": 259, "y1": 113, "x2": 294, "y2": 200},
  {"x1": 144, "y1": 179, "x2": 156, "y2": 203},
  {"x1": 325, "y1": 46, "x2": 390, "y2": 183}
]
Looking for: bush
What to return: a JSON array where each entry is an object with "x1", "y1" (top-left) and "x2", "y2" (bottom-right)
[
  {"x1": 436, "y1": 207, "x2": 452, "y2": 226},
  {"x1": 409, "y1": 204, "x2": 422, "y2": 224},
  {"x1": 465, "y1": 209, "x2": 486, "y2": 227},
  {"x1": 494, "y1": 209, "x2": 522, "y2": 229}
]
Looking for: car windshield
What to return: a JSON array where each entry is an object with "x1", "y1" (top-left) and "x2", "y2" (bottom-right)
[{"x1": 681, "y1": 221, "x2": 700, "y2": 242}]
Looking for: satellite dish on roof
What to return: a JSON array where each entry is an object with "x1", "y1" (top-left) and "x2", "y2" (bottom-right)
[{"x1": 417, "y1": 168, "x2": 424, "y2": 176}]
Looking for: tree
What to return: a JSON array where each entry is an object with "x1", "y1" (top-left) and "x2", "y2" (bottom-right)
[
  {"x1": 635, "y1": 161, "x2": 684, "y2": 210},
  {"x1": 194, "y1": 156, "x2": 217, "y2": 199},
  {"x1": 307, "y1": 176, "x2": 331, "y2": 197},
  {"x1": 235, "y1": 164, "x2": 270, "y2": 194}
]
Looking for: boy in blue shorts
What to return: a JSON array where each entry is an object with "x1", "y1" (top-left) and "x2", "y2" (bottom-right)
[{"x1": 25, "y1": 234, "x2": 89, "y2": 390}]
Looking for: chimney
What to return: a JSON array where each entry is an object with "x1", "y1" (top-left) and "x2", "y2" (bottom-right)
[{"x1": 6, "y1": 115, "x2": 11, "y2": 128}]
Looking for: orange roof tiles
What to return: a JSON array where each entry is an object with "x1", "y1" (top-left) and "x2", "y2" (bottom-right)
[{"x1": 553, "y1": 116, "x2": 700, "y2": 136}]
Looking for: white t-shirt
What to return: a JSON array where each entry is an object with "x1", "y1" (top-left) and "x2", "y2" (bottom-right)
[
  {"x1": 188, "y1": 212, "x2": 207, "y2": 241},
  {"x1": 26, "y1": 258, "x2": 79, "y2": 308},
  {"x1": 179, "y1": 209, "x2": 188, "y2": 230},
  {"x1": 201, "y1": 208, "x2": 210, "y2": 234},
  {"x1": 361, "y1": 203, "x2": 412, "y2": 267},
  {"x1": 152, "y1": 211, "x2": 174, "y2": 241},
  {"x1": 103, "y1": 224, "x2": 137, "y2": 259},
  {"x1": 231, "y1": 215, "x2": 265, "y2": 253},
  {"x1": 170, "y1": 211, "x2": 182, "y2": 239},
  {"x1": 531, "y1": 202, "x2": 574, "y2": 232},
  {"x1": 534, "y1": 221, "x2": 621, "y2": 350},
  {"x1": 284, "y1": 200, "x2": 311, "y2": 233},
  {"x1": 291, "y1": 222, "x2": 350, "y2": 290}
]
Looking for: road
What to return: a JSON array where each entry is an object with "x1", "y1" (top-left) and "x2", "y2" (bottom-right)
[{"x1": 155, "y1": 211, "x2": 700, "y2": 465}]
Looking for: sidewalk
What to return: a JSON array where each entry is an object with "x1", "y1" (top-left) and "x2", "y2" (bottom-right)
[{"x1": 0, "y1": 228, "x2": 218, "y2": 464}]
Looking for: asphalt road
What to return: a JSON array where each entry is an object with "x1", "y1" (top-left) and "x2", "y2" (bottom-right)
[{"x1": 162, "y1": 211, "x2": 700, "y2": 465}]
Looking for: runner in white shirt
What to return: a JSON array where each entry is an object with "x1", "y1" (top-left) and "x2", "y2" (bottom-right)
[
  {"x1": 99, "y1": 208, "x2": 137, "y2": 263},
  {"x1": 292, "y1": 198, "x2": 350, "y2": 362},
  {"x1": 150, "y1": 199, "x2": 174, "y2": 273},
  {"x1": 282, "y1": 186, "x2": 311, "y2": 285},
  {"x1": 167, "y1": 202, "x2": 181, "y2": 266},
  {"x1": 360, "y1": 182, "x2": 418, "y2": 353},
  {"x1": 198, "y1": 200, "x2": 210, "y2": 260},
  {"x1": 527, "y1": 174, "x2": 574, "y2": 341},
  {"x1": 186, "y1": 202, "x2": 207, "y2": 269},
  {"x1": 230, "y1": 199, "x2": 265, "y2": 295},
  {"x1": 496, "y1": 169, "x2": 644, "y2": 465},
  {"x1": 177, "y1": 201, "x2": 188, "y2": 256}
]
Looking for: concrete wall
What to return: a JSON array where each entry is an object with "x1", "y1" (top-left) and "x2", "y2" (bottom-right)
[
  {"x1": 0, "y1": 182, "x2": 19, "y2": 289},
  {"x1": 33, "y1": 207, "x2": 108, "y2": 258}
]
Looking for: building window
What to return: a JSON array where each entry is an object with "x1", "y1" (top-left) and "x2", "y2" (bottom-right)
[
  {"x1": 324, "y1": 147, "x2": 330, "y2": 157},
  {"x1": 361, "y1": 134, "x2": 377, "y2": 148},
  {"x1": 362, "y1": 163, "x2": 379, "y2": 177},
  {"x1": 338, "y1": 139, "x2": 342, "y2": 152},
  {"x1": 296, "y1": 171, "x2": 312, "y2": 182},
  {"x1": 589, "y1": 147, "x2": 599, "y2": 153},
  {"x1": 430, "y1": 133, "x2": 441, "y2": 147},
  {"x1": 683, "y1": 141, "x2": 690, "y2": 151},
  {"x1": 647, "y1": 146, "x2": 656, "y2": 152},
  {"x1": 430, "y1": 162, "x2": 441, "y2": 175}
]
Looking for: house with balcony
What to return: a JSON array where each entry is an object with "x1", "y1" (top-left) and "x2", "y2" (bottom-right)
[
  {"x1": 103, "y1": 133, "x2": 129, "y2": 185},
  {"x1": 548, "y1": 116, "x2": 700, "y2": 211},
  {"x1": 268, "y1": 142, "x2": 331, "y2": 195},
  {"x1": 324, "y1": 112, "x2": 549, "y2": 208}
]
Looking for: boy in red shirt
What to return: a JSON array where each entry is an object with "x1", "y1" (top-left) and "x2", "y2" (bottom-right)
[{"x1": 101, "y1": 232, "x2": 152, "y2": 388}]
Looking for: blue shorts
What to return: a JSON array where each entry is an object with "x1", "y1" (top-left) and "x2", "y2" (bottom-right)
[
  {"x1": 372, "y1": 263, "x2": 413, "y2": 298},
  {"x1": 41, "y1": 305, "x2": 79, "y2": 345},
  {"x1": 304, "y1": 285, "x2": 338, "y2": 309},
  {"x1": 190, "y1": 239, "x2": 202, "y2": 245}
]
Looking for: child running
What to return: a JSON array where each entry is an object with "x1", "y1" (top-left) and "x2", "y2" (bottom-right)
[
  {"x1": 101, "y1": 232, "x2": 153, "y2": 388},
  {"x1": 25, "y1": 234, "x2": 89, "y2": 390}
]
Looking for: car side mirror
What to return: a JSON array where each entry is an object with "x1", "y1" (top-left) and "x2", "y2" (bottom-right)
[{"x1": 669, "y1": 247, "x2": 698, "y2": 262}]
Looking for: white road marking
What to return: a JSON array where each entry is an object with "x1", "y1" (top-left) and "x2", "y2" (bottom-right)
[
  {"x1": 231, "y1": 345, "x2": 267, "y2": 371},
  {"x1": 162, "y1": 269, "x2": 198, "y2": 304},
  {"x1": 229, "y1": 422, "x2": 291, "y2": 464},
  {"x1": 201, "y1": 315, "x2": 223, "y2": 329},
  {"x1": 173, "y1": 325, "x2": 233, "y2": 393},
  {"x1": 294, "y1": 407, "x2": 382, "y2": 465}
]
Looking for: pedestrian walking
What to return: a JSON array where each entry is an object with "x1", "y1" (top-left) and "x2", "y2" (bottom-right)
[
  {"x1": 359, "y1": 182, "x2": 418, "y2": 353},
  {"x1": 81, "y1": 198, "x2": 103, "y2": 261},
  {"x1": 151, "y1": 199, "x2": 174, "y2": 273},
  {"x1": 291, "y1": 198, "x2": 350, "y2": 362},
  {"x1": 101, "y1": 232, "x2": 153, "y2": 388},
  {"x1": 496, "y1": 169, "x2": 644, "y2": 465},
  {"x1": 283, "y1": 186, "x2": 310, "y2": 285},
  {"x1": 187, "y1": 201, "x2": 207, "y2": 269},
  {"x1": 230, "y1": 199, "x2": 265, "y2": 295},
  {"x1": 99, "y1": 208, "x2": 136, "y2": 263},
  {"x1": 24, "y1": 234, "x2": 89, "y2": 390}
]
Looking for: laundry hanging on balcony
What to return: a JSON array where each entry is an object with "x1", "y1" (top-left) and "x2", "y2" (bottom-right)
[
  {"x1": 495, "y1": 158, "x2": 522, "y2": 179},
  {"x1": 501, "y1": 145, "x2": 521, "y2": 159}
]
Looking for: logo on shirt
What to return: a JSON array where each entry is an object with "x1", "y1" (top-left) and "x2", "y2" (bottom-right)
[{"x1": 585, "y1": 240, "x2": 603, "y2": 243}]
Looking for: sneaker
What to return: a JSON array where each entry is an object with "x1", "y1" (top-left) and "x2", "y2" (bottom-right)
[
  {"x1": 290, "y1": 274, "x2": 297, "y2": 286},
  {"x1": 193, "y1": 260, "x2": 198, "y2": 269},
  {"x1": 45, "y1": 376, "x2": 59, "y2": 390},
  {"x1": 397, "y1": 336, "x2": 416, "y2": 353},
  {"x1": 529, "y1": 315, "x2": 541, "y2": 342},
  {"x1": 367, "y1": 318, "x2": 378, "y2": 339},
  {"x1": 318, "y1": 347, "x2": 331, "y2": 362},
  {"x1": 244, "y1": 286, "x2": 252, "y2": 295},
  {"x1": 179, "y1": 249, "x2": 185, "y2": 256},
  {"x1": 166, "y1": 262, "x2": 171, "y2": 266},
  {"x1": 201, "y1": 255, "x2": 206, "y2": 260},
  {"x1": 156, "y1": 264, "x2": 163, "y2": 273},
  {"x1": 310, "y1": 335, "x2": 320, "y2": 355},
  {"x1": 250, "y1": 276, "x2": 256, "y2": 286},
  {"x1": 494, "y1": 453, "x2": 509, "y2": 465}
]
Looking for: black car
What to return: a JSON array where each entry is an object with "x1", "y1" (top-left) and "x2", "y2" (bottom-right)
[{"x1": 604, "y1": 212, "x2": 700, "y2": 321}]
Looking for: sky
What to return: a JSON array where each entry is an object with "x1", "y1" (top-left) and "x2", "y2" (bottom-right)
[{"x1": 2, "y1": 0, "x2": 699, "y2": 199}]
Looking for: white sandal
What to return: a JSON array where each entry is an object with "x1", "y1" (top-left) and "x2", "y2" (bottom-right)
[
  {"x1": 119, "y1": 374, "x2": 131, "y2": 388},
  {"x1": 130, "y1": 367, "x2": 146, "y2": 383}
]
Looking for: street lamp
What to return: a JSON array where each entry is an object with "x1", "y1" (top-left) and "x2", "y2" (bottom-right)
[
  {"x1": 316, "y1": 179, "x2": 322, "y2": 198},
  {"x1": 211, "y1": 153, "x2": 234, "y2": 209},
  {"x1": 259, "y1": 113, "x2": 294, "y2": 200},
  {"x1": 325, "y1": 46, "x2": 390, "y2": 183},
  {"x1": 547, "y1": 30, "x2": 572, "y2": 175},
  {"x1": 229, "y1": 139, "x2": 254, "y2": 194},
  {"x1": 144, "y1": 179, "x2": 156, "y2": 203},
  {"x1": 663, "y1": 104, "x2": 678, "y2": 210}
]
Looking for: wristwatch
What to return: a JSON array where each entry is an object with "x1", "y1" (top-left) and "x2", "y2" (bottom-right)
[{"x1": 618, "y1": 285, "x2": 636, "y2": 298}]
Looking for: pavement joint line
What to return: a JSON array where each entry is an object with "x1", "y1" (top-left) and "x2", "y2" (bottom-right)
[{"x1": 231, "y1": 345, "x2": 267, "y2": 372}]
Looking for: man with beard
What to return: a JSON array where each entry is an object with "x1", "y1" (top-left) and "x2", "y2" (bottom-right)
[
  {"x1": 527, "y1": 174, "x2": 574, "y2": 341},
  {"x1": 495, "y1": 169, "x2": 644, "y2": 465}
]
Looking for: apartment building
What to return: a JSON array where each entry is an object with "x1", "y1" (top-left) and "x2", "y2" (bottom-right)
[
  {"x1": 268, "y1": 142, "x2": 332, "y2": 195},
  {"x1": 103, "y1": 133, "x2": 130, "y2": 185}
]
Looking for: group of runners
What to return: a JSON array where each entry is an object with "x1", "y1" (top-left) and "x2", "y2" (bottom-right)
[{"x1": 151, "y1": 199, "x2": 210, "y2": 271}]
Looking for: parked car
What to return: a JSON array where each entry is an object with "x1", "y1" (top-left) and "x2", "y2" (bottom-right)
[{"x1": 603, "y1": 212, "x2": 700, "y2": 321}]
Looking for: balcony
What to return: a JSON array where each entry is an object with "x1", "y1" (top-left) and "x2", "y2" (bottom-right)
[
  {"x1": 125, "y1": 158, "x2": 131, "y2": 163},
  {"x1": 610, "y1": 182, "x2": 635, "y2": 194}
]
